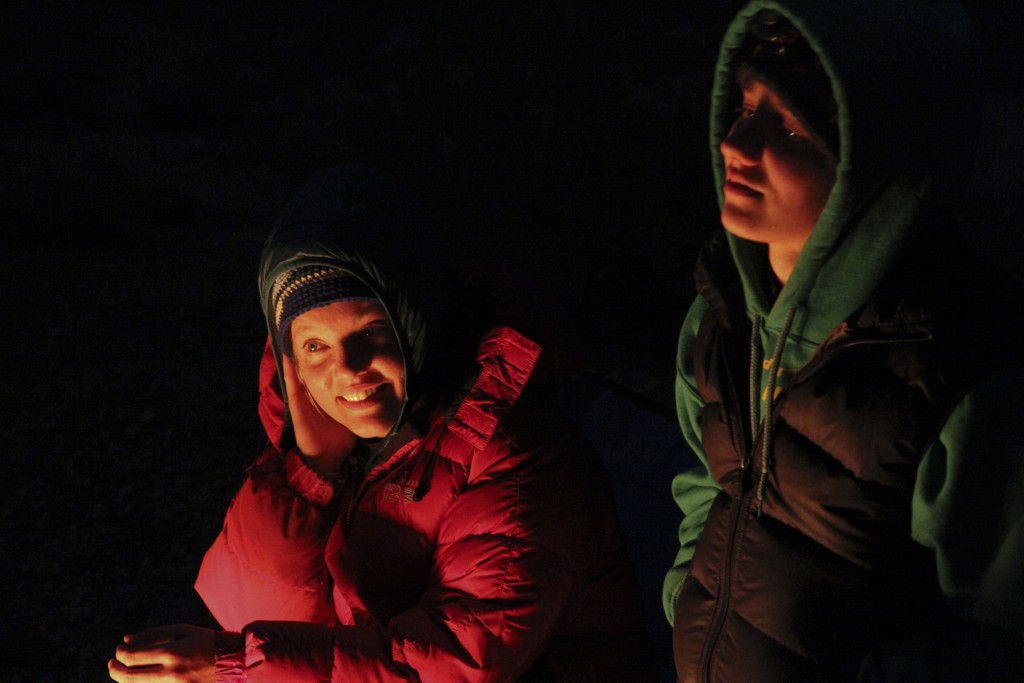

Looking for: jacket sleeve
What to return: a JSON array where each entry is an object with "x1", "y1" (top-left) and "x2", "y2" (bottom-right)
[
  {"x1": 195, "y1": 446, "x2": 341, "y2": 631},
  {"x1": 911, "y1": 370, "x2": 1024, "y2": 637},
  {"x1": 212, "y1": 425, "x2": 616, "y2": 682},
  {"x1": 663, "y1": 296, "x2": 721, "y2": 625}
]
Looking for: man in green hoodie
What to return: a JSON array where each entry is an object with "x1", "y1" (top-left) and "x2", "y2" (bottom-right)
[{"x1": 664, "y1": 1, "x2": 1024, "y2": 680}]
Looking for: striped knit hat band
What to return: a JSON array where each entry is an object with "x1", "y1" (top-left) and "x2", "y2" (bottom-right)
[{"x1": 272, "y1": 266, "x2": 378, "y2": 348}]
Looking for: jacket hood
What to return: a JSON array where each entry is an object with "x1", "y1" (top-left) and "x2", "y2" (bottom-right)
[
  {"x1": 710, "y1": 0, "x2": 981, "y2": 352},
  {"x1": 258, "y1": 164, "x2": 476, "y2": 445}
]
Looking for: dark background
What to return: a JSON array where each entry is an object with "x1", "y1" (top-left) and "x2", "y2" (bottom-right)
[{"x1": 2, "y1": 3, "x2": 1021, "y2": 681}]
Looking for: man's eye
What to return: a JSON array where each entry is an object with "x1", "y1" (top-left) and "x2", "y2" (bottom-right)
[
  {"x1": 782, "y1": 125, "x2": 814, "y2": 143},
  {"x1": 735, "y1": 105, "x2": 757, "y2": 121},
  {"x1": 304, "y1": 341, "x2": 321, "y2": 352}
]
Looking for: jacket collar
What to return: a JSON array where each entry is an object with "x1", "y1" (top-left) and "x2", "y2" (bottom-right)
[{"x1": 447, "y1": 326, "x2": 541, "y2": 450}]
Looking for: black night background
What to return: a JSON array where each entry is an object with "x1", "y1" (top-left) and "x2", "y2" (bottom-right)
[{"x1": 2, "y1": 2, "x2": 1021, "y2": 681}]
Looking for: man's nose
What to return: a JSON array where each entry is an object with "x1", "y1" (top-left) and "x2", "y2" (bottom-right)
[{"x1": 721, "y1": 116, "x2": 762, "y2": 166}]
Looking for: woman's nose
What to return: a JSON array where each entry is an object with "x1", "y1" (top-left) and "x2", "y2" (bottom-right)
[{"x1": 335, "y1": 338, "x2": 372, "y2": 375}]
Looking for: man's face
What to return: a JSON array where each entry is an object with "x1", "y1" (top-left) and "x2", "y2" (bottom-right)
[
  {"x1": 719, "y1": 79, "x2": 836, "y2": 260},
  {"x1": 291, "y1": 300, "x2": 405, "y2": 440}
]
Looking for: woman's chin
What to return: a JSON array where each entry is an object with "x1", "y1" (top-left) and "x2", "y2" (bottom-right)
[{"x1": 330, "y1": 411, "x2": 399, "y2": 441}]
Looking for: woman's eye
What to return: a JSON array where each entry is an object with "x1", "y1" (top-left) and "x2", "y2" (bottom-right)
[
  {"x1": 304, "y1": 341, "x2": 321, "y2": 353},
  {"x1": 361, "y1": 327, "x2": 386, "y2": 342},
  {"x1": 359, "y1": 324, "x2": 396, "y2": 349},
  {"x1": 362, "y1": 321, "x2": 392, "y2": 338}
]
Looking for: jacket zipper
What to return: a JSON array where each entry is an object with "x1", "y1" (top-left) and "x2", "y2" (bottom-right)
[
  {"x1": 343, "y1": 436, "x2": 426, "y2": 533},
  {"x1": 342, "y1": 449, "x2": 391, "y2": 533},
  {"x1": 343, "y1": 471, "x2": 370, "y2": 534}
]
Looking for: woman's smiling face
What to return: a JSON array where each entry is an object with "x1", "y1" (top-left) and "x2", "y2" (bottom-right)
[
  {"x1": 290, "y1": 300, "x2": 405, "y2": 440},
  {"x1": 719, "y1": 78, "x2": 837, "y2": 264}
]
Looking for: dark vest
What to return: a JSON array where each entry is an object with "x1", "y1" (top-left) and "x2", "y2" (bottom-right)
[{"x1": 672, "y1": 231, "x2": 1022, "y2": 683}]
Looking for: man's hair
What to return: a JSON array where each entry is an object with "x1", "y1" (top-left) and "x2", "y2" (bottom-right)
[{"x1": 735, "y1": 9, "x2": 838, "y2": 158}]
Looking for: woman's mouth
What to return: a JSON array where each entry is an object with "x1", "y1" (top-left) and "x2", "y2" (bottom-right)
[{"x1": 340, "y1": 384, "x2": 386, "y2": 403}]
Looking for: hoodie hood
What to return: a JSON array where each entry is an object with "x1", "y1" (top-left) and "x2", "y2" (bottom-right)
[
  {"x1": 258, "y1": 164, "x2": 474, "y2": 446},
  {"x1": 710, "y1": 0, "x2": 981, "y2": 361}
]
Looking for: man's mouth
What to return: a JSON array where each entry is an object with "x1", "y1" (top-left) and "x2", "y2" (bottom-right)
[{"x1": 724, "y1": 179, "x2": 763, "y2": 197}]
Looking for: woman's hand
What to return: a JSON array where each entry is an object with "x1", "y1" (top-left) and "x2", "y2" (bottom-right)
[
  {"x1": 107, "y1": 624, "x2": 216, "y2": 683},
  {"x1": 281, "y1": 354, "x2": 357, "y2": 476}
]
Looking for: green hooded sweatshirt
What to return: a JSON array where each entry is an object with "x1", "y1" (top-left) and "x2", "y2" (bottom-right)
[{"x1": 664, "y1": 0, "x2": 1024, "y2": 645}]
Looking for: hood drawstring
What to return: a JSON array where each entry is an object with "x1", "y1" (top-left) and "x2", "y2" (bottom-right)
[
  {"x1": 412, "y1": 419, "x2": 447, "y2": 502},
  {"x1": 749, "y1": 314, "x2": 763, "y2": 449},
  {"x1": 412, "y1": 371, "x2": 477, "y2": 502},
  {"x1": 752, "y1": 305, "x2": 797, "y2": 516}
]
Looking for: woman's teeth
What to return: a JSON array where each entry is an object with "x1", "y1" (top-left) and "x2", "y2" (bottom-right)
[{"x1": 342, "y1": 385, "x2": 384, "y2": 402}]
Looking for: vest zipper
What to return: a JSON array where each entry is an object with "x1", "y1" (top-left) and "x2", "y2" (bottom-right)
[
  {"x1": 792, "y1": 329, "x2": 932, "y2": 388},
  {"x1": 696, "y1": 328, "x2": 932, "y2": 680},
  {"x1": 697, "y1": 319, "x2": 761, "y2": 680},
  {"x1": 698, "y1": 474, "x2": 754, "y2": 682}
]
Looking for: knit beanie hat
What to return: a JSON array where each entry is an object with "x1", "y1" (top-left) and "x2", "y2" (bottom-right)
[
  {"x1": 272, "y1": 265, "x2": 379, "y2": 354},
  {"x1": 735, "y1": 9, "x2": 838, "y2": 159}
]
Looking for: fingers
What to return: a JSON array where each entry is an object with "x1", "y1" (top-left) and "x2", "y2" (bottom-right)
[
  {"x1": 113, "y1": 639, "x2": 170, "y2": 669},
  {"x1": 108, "y1": 657, "x2": 162, "y2": 682},
  {"x1": 279, "y1": 354, "x2": 357, "y2": 468},
  {"x1": 110, "y1": 624, "x2": 213, "y2": 681},
  {"x1": 122, "y1": 624, "x2": 185, "y2": 646},
  {"x1": 280, "y1": 354, "x2": 301, "y2": 402},
  {"x1": 280, "y1": 354, "x2": 312, "y2": 421}
]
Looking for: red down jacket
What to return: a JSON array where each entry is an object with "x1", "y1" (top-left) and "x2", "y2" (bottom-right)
[{"x1": 195, "y1": 326, "x2": 645, "y2": 682}]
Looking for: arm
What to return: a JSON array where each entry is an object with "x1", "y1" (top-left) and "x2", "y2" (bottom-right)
[
  {"x1": 212, "y1": 420, "x2": 612, "y2": 682},
  {"x1": 113, "y1": 481, "x2": 583, "y2": 683},
  {"x1": 850, "y1": 371, "x2": 1024, "y2": 680},
  {"x1": 389, "y1": 440, "x2": 582, "y2": 681},
  {"x1": 912, "y1": 371, "x2": 1024, "y2": 637},
  {"x1": 195, "y1": 341, "x2": 355, "y2": 630},
  {"x1": 663, "y1": 297, "x2": 721, "y2": 625},
  {"x1": 111, "y1": 343, "x2": 358, "y2": 681},
  {"x1": 194, "y1": 447, "x2": 342, "y2": 630}
]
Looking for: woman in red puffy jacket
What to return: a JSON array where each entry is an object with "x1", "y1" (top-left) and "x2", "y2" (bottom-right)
[{"x1": 109, "y1": 164, "x2": 645, "y2": 683}]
